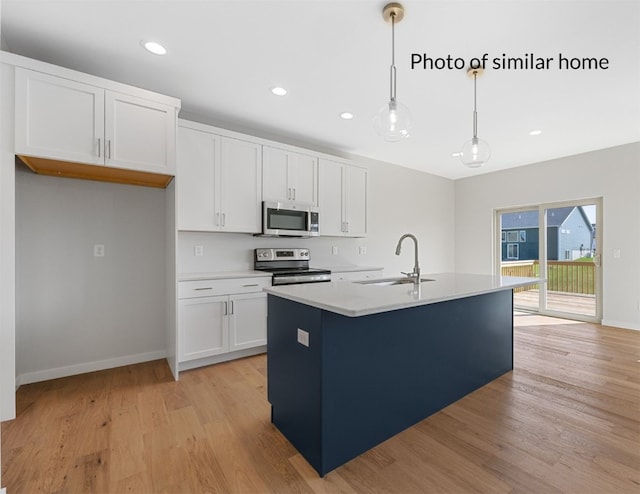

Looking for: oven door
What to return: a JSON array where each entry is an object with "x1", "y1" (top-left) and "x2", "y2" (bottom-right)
[{"x1": 262, "y1": 202, "x2": 319, "y2": 237}]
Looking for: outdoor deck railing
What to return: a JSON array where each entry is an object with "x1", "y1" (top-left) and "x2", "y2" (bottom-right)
[{"x1": 501, "y1": 260, "x2": 595, "y2": 294}]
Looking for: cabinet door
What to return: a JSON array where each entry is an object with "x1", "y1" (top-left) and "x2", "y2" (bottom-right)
[
  {"x1": 219, "y1": 137, "x2": 262, "y2": 233},
  {"x1": 177, "y1": 126, "x2": 220, "y2": 230},
  {"x1": 318, "y1": 158, "x2": 345, "y2": 236},
  {"x1": 229, "y1": 293, "x2": 267, "y2": 351},
  {"x1": 179, "y1": 296, "x2": 229, "y2": 362},
  {"x1": 262, "y1": 146, "x2": 290, "y2": 202},
  {"x1": 290, "y1": 153, "x2": 318, "y2": 205},
  {"x1": 15, "y1": 68, "x2": 104, "y2": 165},
  {"x1": 344, "y1": 165, "x2": 368, "y2": 237},
  {"x1": 105, "y1": 91, "x2": 176, "y2": 174}
]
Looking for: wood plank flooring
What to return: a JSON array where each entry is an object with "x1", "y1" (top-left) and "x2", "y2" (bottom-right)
[{"x1": 3, "y1": 314, "x2": 639, "y2": 493}]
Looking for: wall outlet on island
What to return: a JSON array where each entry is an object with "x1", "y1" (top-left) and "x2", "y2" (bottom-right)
[
  {"x1": 297, "y1": 328, "x2": 309, "y2": 347},
  {"x1": 359, "y1": 246, "x2": 367, "y2": 255},
  {"x1": 332, "y1": 246, "x2": 338, "y2": 255}
]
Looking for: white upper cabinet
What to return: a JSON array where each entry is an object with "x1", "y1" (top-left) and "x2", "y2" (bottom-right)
[
  {"x1": 318, "y1": 158, "x2": 368, "y2": 237},
  {"x1": 177, "y1": 121, "x2": 262, "y2": 233},
  {"x1": 15, "y1": 68, "x2": 105, "y2": 166},
  {"x1": 177, "y1": 125, "x2": 218, "y2": 230},
  {"x1": 15, "y1": 67, "x2": 178, "y2": 175},
  {"x1": 104, "y1": 91, "x2": 176, "y2": 173},
  {"x1": 262, "y1": 146, "x2": 318, "y2": 206}
]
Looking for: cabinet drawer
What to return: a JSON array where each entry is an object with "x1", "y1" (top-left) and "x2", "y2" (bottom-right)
[{"x1": 179, "y1": 277, "x2": 270, "y2": 299}]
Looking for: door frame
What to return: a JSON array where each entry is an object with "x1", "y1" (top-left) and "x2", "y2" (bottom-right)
[{"x1": 495, "y1": 197, "x2": 603, "y2": 323}]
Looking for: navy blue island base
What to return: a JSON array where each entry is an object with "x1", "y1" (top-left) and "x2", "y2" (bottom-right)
[{"x1": 267, "y1": 289, "x2": 514, "y2": 476}]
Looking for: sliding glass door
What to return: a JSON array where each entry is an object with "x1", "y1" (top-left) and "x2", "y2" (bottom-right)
[{"x1": 497, "y1": 199, "x2": 602, "y2": 322}]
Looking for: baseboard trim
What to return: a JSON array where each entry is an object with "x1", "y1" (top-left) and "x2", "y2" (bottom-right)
[
  {"x1": 15, "y1": 350, "x2": 167, "y2": 387},
  {"x1": 601, "y1": 319, "x2": 640, "y2": 331},
  {"x1": 178, "y1": 346, "x2": 266, "y2": 372}
]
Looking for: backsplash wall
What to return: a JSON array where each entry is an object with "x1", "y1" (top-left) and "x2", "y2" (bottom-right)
[{"x1": 178, "y1": 157, "x2": 456, "y2": 277}]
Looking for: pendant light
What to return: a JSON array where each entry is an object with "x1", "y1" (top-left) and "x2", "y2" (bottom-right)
[
  {"x1": 373, "y1": 3, "x2": 412, "y2": 142},
  {"x1": 460, "y1": 66, "x2": 490, "y2": 167}
]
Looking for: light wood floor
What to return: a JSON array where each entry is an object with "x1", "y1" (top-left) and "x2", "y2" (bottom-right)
[{"x1": 3, "y1": 315, "x2": 639, "y2": 493}]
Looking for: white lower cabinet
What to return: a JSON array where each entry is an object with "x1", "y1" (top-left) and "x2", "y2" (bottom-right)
[
  {"x1": 179, "y1": 295, "x2": 229, "y2": 361},
  {"x1": 228, "y1": 293, "x2": 268, "y2": 351},
  {"x1": 178, "y1": 277, "x2": 269, "y2": 365}
]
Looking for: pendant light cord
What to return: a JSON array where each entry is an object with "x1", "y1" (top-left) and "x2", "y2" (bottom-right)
[
  {"x1": 472, "y1": 71, "x2": 478, "y2": 138},
  {"x1": 389, "y1": 13, "x2": 396, "y2": 102}
]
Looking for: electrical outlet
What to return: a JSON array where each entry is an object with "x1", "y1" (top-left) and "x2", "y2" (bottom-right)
[
  {"x1": 195, "y1": 245, "x2": 204, "y2": 257},
  {"x1": 613, "y1": 249, "x2": 621, "y2": 259},
  {"x1": 297, "y1": 328, "x2": 309, "y2": 347},
  {"x1": 93, "y1": 244, "x2": 105, "y2": 257},
  {"x1": 359, "y1": 246, "x2": 367, "y2": 255},
  {"x1": 332, "y1": 246, "x2": 338, "y2": 255}
]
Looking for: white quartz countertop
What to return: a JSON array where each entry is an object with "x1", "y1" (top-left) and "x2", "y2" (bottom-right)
[
  {"x1": 264, "y1": 272, "x2": 540, "y2": 317},
  {"x1": 178, "y1": 270, "x2": 272, "y2": 282}
]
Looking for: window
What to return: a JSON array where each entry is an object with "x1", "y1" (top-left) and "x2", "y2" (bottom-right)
[
  {"x1": 506, "y1": 231, "x2": 519, "y2": 242},
  {"x1": 501, "y1": 232, "x2": 506, "y2": 242},
  {"x1": 507, "y1": 244, "x2": 519, "y2": 260},
  {"x1": 519, "y1": 230, "x2": 526, "y2": 242}
]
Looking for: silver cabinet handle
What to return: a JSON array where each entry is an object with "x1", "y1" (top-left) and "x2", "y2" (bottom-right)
[
  {"x1": 223, "y1": 301, "x2": 228, "y2": 315},
  {"x1": 222, "y1": 213, "x2": 226, "y2": 227},
  {"x1": 194, "y1": 287, "x2": 212, "y2": 291},
  {"x1": 97, "y1": 138, "x2": 101, "y2": 158},
  {"x1": 287, "y1": 188, "x2": 291, "y2": 200},
  {"x1": 292, "y1": 188, "x2": 296, "y2": 201},
  {"x1": 229, "y1": 300, "x2": 234, "y2": 315},
  {"x1": 242, "y1": 284, "x2": 259, "y2": 287},
  {"x1": 345, "y1": 221, "x2": 349, "y2": 232},
  {"x1": 215, "y1": 213, "x2": 220, "y2": 226},
  {"x1": 107, "y1": 140, "x2": 111, "y2": 159}
]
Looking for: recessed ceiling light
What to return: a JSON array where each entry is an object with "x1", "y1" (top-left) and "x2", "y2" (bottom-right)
[
  {"x1": 340, "y1": 112, "x2": 354, "y2": 120},
  {"x1": 142, "y1": 41, "x2": 167, "y2": 55},
  {"x1": 451, "y1": 152, "x2": 462, "y2": 157},
  {"x1": 271, "y1": 87, "x2": 287, "y2": 96},
  {"x1": 529, "y1": 130, "x2": 542, "y2": 136}
]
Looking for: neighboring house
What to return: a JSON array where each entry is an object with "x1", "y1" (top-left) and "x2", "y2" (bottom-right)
[{"x1": 501, "y1": 206, "x2": 594, "y2": 261}]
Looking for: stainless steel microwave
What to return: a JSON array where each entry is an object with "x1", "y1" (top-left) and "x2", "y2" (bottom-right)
[{"x1": 261, "y1": 202, "x2": 319, "y2": 237}]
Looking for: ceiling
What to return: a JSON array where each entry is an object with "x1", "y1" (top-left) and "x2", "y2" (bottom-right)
[{"x1": 2, "y1": 0, "x2": 639, "y2": 180}]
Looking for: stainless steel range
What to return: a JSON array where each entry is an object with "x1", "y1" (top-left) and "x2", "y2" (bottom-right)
[{"x1": 254, "y1": 248, "x2": 331, "y2": 285}]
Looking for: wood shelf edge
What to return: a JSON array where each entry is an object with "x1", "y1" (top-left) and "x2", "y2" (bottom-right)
[{"x1": 17, "y1": 155, "x2": 174, "y2": 189}]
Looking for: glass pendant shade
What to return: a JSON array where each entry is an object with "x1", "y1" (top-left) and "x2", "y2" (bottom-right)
[
  {"x1": 460, "y1": 136, "x2": 491, "y2": 168},
  {"x1": 374, "y1": 99, "x2": 412, "y2": 142}
]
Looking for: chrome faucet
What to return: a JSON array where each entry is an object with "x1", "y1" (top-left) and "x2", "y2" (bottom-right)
[{"x1": 395, "y1": 233, "x2": 420, "y2": 285}]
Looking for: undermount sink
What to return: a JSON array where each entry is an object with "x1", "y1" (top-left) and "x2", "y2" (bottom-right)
[{"x1": 356, "y1": 277, "x2": 435, "y2": 286}]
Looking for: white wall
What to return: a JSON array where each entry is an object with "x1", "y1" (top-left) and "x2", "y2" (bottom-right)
[
  {"x1": 0, "y1": 60, "x2": 16, "y2": 494},
  {"x1": 179, "y1": 157, "x2": 456, "y2": 277},
  {"x1": 455, "y1": 142, "x2": 640, "y2": 330},
  {"x1": 15, "y1": 165, "x2": 168, "y2": 383}
]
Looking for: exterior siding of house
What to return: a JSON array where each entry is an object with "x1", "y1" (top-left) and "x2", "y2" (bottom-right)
[
  {"x1": 501, "y1": 206, "x2": 593, "y2": 261},
  {"x1": 555, "y1": 207, "x2": 593, "y2": 260}
]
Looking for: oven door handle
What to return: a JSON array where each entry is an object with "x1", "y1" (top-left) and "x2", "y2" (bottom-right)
[{"x1": 273, "y1": 274, "x2": 331, "y2": 285}]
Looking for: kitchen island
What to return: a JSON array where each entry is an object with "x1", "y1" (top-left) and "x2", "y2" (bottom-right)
[{"x1": 265, "y1": 273, "x2": 538, "y2": 476}]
